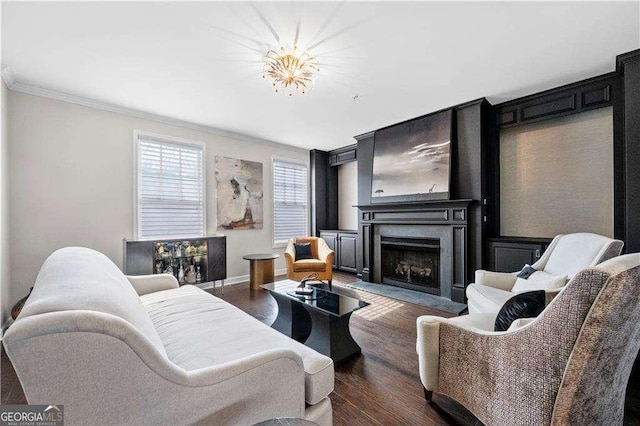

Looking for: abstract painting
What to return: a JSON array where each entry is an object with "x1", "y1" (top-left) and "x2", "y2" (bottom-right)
[
  {"x1": 215, "y1": 156, "x2": 263, "y2": 230},
  {"x1": 371, "y1": 109, "x2": 452, "y2": 202}
]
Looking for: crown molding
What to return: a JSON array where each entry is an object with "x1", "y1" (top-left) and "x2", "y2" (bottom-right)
[
  {"x1": 1, "y1": 64, "x2": 15, "y2": 88},
  {"x1": 7, "y1": 80, "x2": 308, "y2": 154}
]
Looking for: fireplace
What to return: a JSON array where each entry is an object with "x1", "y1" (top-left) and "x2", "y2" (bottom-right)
[
  {"x1": 364, "y1": 201, "x2": 473, "y2": 302},
  {"x1": 380, "y1": 237, "x2": 440, "y2": 294}
]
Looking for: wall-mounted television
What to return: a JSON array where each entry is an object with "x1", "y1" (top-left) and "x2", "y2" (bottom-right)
[{"x1": 371, "y1": 109, "x2": 453, "y2": 203}]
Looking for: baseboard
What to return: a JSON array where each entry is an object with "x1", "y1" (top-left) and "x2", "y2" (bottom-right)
[{"x1": 195, "y1": 269, "x2": 287, "y2": 290}]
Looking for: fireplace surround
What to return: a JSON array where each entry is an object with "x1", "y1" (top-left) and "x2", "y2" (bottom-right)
[{"x1": 358, "y1": 200, "x2": 472, "y2": 302}]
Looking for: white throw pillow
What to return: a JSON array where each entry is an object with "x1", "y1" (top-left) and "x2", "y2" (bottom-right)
[
  {"x1": 506, "y1": 317, "x2": 536, "y2": 332},
  {"x1": 512, "y1": 271, "x2": 568, "y2": 293}
]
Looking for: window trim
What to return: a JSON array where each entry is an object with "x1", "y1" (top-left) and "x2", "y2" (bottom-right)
[
  {"x1": 133, "y1": 130, "x2": 207, "y2": 239},
  {"x1": 272, "y1": 156, "x2": 310, "y2": 248}
]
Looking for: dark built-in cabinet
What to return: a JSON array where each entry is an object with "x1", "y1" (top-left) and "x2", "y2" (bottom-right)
[
  {"x1": 123, "y1": 235, "x2": 227, "y2": 284},
  {"x1": 320, "y1": 230, "x2": 357, "y2": 273},
  {"x1": 487, "y1": 237, "x2": 553, "y2": 272}
]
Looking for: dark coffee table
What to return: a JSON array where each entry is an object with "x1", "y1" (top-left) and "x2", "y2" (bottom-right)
[{"x1": 261, "y1": 280, "x2": 370, "y2": 364}]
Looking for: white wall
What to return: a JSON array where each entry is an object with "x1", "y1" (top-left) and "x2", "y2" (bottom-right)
[
  {"x1": 8, "y1": 91, "x2": 308, "y2": 308},
  {"x1": 1, "y1": 80, "x2": 9, "y2": 326},
  {"x1": 338, "y1": 161, "x2": 358, "y2": 230}
]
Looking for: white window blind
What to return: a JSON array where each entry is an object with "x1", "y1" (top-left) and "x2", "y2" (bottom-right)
[
  {"x1": 136, "y1": 133, "x2": 205, "y2": 238},
  {"x1": 273, "y1": 160, "x2": 308, "y2": 245}
]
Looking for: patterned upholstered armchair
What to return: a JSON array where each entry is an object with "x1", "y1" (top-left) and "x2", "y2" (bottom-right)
[
  {"x1": 417, "y1": 253, "x2": 640, "y2": 425},
  {"x1": 466, "y1": 233, "x2": 624, "y2": 313},
  {"x1": 285, "y1": 237, "x2": 334, "y2": 285}
]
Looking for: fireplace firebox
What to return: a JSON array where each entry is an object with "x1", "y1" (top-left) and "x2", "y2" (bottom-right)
[{"x1": 380, "y1": 237, "x2": 440, "y2": 295}]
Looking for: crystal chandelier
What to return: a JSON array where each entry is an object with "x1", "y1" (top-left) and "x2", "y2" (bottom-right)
[{"x1": 262, "y1": 45, "x2": 319, "y2": 96}]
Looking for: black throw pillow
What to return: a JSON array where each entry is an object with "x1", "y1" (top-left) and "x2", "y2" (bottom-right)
[
  {"x1": 294, "y1": 243, "x2": 313, "y2": 261},
  {"x1": 516, "y1": 264, "x2": 537, "y2": 279},
  {"x1": 494, "y1": 290, "x2": 546, "y2": 332}
]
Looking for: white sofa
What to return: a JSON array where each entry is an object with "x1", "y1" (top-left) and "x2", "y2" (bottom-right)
[
  {"x1": 3, "y1": 247, "x2": 334, "y2": 425},
  {"x1": 466, "y1": 233, "x2": 623, "y2": 313}
]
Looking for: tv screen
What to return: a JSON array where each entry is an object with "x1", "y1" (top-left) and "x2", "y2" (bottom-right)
[{"x1": 371, "y1": 109, "x2": 452, "y2": 203}]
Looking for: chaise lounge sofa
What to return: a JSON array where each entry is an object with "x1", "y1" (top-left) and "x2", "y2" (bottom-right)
[{"x1": 3, "y1": 247, "x2": 334, "y2": 425}]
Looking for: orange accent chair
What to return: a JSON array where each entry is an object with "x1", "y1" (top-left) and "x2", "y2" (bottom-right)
[{"x1": 285, "y1": 237, "x2": 334, "y2": 285}]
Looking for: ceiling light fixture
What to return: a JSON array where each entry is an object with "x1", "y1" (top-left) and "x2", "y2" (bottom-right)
[{"x1": 262, "y1": 45, "x2": 319, "y2": 96}]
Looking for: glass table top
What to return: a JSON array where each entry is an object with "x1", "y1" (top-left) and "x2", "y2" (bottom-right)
[{"x1": 261, "y1": 280, "x2": 370, "y2": 317}]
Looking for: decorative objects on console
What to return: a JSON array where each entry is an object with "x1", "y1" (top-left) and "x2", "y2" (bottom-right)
[
  {"x1": 154, "y1": 240, "x2": 207, "y2": 284},
  {"x1": 466, "y1": 232, "x2": 623, "y2": 314},
  {"x1": 416, "y1": 253, "x2": 640, "y2": 425}
]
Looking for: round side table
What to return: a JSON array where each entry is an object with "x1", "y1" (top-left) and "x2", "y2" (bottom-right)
[{"x1": 243, "y1": 253, "x2": 280, "y2": 291}]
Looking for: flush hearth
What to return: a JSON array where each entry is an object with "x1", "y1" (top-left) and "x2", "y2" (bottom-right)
[{"x1": 381, "y1": 237, "x2": 440, "y2": 295}]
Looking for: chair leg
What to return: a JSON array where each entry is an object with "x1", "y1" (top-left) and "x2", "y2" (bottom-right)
[
  {"x1": 424, "y1": 387, "x2": 433, "y2": 402},
  {"x1": 328, "y1": 279, "x2": 332, "y2": 291}
]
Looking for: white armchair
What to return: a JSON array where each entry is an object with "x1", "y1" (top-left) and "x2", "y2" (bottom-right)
[
  {"x1": 417, "y1": 253, "x2": 640, "y2": 425},
  {"x1": 466, "y1": 233, "x2": 623, "y2": 313}
]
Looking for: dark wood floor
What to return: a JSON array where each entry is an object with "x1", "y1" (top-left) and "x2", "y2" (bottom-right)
[{"x1": 2, "y1": 272, "x2": 639, "y2": 426}]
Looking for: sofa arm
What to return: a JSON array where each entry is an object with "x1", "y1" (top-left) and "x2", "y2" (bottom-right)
[
  {"x1": 285, "y1": 240, "x2": 296, "y2": 278},
  {"x1": 474, "y1": 270, "x2": 518, "y2": 291},
  {"x1": 317, "y1": 239, "x2": 334, "y2": 264},
  {"x1": 126, "y1": 274, "x2": 179, "y2": 296},
  {"x1": 416, "y1": 315, "x2": 443, "y2": 392},
  {"x1": 417, "y1": 313, "x2": 503, "y2": 392}
]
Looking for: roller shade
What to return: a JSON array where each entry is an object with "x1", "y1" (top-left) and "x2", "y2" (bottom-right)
[
  {"x1": 137, "y1": 135, "x2": 205, "y2": 238},
  {"x1": 273, "y1": 160, "x2": 308, "y2": 245}
]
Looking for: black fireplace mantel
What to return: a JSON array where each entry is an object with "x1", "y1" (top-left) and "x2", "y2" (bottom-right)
[
  {"x1": 356, "y1": 199, "x2": 474, "y2": 225},
  {"x1": 357, "y1": 199, "x2": 474, "y2": 302}
]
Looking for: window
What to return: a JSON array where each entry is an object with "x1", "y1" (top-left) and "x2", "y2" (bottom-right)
[
  {"x1": 273, "y1": 159, "x2": 308, "y2": 246},
  {"x1": 135, "y1": 131, "x2": 205, "y2": 238}
]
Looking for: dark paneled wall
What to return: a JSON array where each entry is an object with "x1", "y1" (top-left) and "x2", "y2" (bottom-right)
[
  {"x1": 355, "y1": 132, "x2": 374, "y2": 275},
  {"x1": 492, "y1": 49, "x2": 640, "y2": 251},
  {"x1": 454, "y1": 99, "x2": 490, "y2": 276},
  {"x1": 619, "y1": 51, "x2": 640, "y2": 253},
  {"x1": 310, "y1": 150, "x2": 338, "y2": 236},
  {"x1": 316, "y1": 49, "x2": 640, "y2": 286},
  {"x1": 355, "y1": 132, "x2": 374, "y2": 207},
  {"x1": 354, "y1": 100, "x2": 489, "y2": 290}
]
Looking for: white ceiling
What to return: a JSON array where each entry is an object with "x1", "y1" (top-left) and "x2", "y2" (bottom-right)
[{"x1": 2, "y1": 1, "x2": 639, "y2": 151}]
